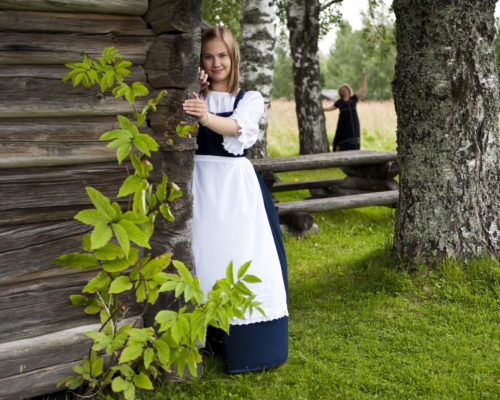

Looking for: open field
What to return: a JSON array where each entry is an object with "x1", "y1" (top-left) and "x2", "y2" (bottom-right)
[{"x1": 268, "y1": 99, "x2": 398, "y2": 156}]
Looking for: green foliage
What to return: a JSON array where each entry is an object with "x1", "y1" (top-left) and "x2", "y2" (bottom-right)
[
  {"x1": 202, "y1": 0, "x2": 242, "y2": 42},
  {"x1": 321, "y1": 17, "x2": 395, "y2": 100},
  {"x1": 271, "y1": 45, "x2": 294, "y2": 99},
  {"x1": 54, "y1": 47, "x2": 262, "y2": 399}
]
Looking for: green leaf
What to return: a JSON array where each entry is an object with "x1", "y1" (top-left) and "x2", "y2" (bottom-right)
[
  {"x1": 242, "y1": 274, "x2": 261, "y2": 283},
  {"x1": 113, "y1": 223, "x2": 130, "y2": 257},
  {"x1": 167, "y1": 182, "x2": 182, "y2": 202},
  {"x1": 52, "y1": 253, "x2": 99, "y2": 270},
  {"x1": 112, "y1": 376, "x2": 130, "y2": 392},
  {"x1": 100, "y1": 129, "x2": 132, "y2": 141},
  {"x1": 95, "y1": 242, "x2": 124, "y2": 260},
  {"x1": 118, "y1": 175, "x2": 146, "y2": 198},
  {"x1": 83, "y1": 271, "x2": 111, "y2": 293},
  {"x1": 133, "y1": 372, "x2": 153, "y2": 390},
  {"x1": 109, "y1": 275, "x2": 133, "y2": 294},
  {"x1": 82, "y1": 233, "x2": 92, "y2": 252},
  {"x1": 133, "y1": 135, "x2": 152, "y2": 156},
  {"x1": 119, "y1": 344, "x2": 143, "y2": 363},
  {"x1": 132, "y1": 82, "x2": 149, "y2": 97},
  {"x1": 156, "y1": 176, "x2": 168, "y2": 202},
  {"x1": 70, "y1": 294, "x2": 89, "y2": 306},
  {"x1": 86, "y1": 187, "x2": 114, "y2": 220},
  {"x1": 173, "y1": 260, "x2": 193, "y2": 283},
  {"x1": 143, "y1": 347, "x2": 155, "y2": 369},
  {"x1": 123, "y1": 383, "x2": 136, "y2": 400},
  {"x1": 226, "y1": 261, "x2": 234, "y2": 285},
  {"x1": 91, "y1": 222, "x2": 112, "y2": 249},
  {"x1": 58, "y1": 375, "x2": 84, "y2": 390},
  {"x1": 159, "y1": 203, "x2": 175, "y2": 221},
  {"x1": 91, "y1": 357, "x2": 104, "y2": 378},
  {"x1": 237, "y1": 260, "x2": 252, "y2": 280},
  {"x1": 153, "y1": 339, "x2": 171, "y2": 366},
  {"x1": 117, "y1": 143, "x2": 132, "y2": 164},
  {"x1": 118, "y1": 219, "x2": 151, "y2": 249},
  {"x1": 74, "y1": 209, "x2": 110, "y2": 226}
]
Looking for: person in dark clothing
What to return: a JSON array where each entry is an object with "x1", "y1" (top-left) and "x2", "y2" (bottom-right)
[{"x1": 324, "y1": 70, "x2": 367, "y2": 151}]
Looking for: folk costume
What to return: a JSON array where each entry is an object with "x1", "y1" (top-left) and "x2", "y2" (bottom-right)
[
  {"x1": 333, "y1": 94, "x2": 361, "y2": 151},
  {"x1": 192, "y1": 89, "x2": 289, "y2": 373}
]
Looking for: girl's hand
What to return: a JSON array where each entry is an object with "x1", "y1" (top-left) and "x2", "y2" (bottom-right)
[
  {"x1": 199, "y1": 67, "x2": 209, "y2": 90},
  {"x1": 183, "y1": 92, "x2": 210, "y2": 124}
]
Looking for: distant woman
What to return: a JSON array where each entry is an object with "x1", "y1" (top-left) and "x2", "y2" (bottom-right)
[
  {"x1": 324, "y1": 70, "x2": 367, "y2": 151},
  {"x1": 182, "y1": 27, "x2": 288, "y2": 373}
]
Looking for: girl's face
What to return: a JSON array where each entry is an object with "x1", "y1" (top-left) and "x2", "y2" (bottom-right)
[{"x1": 201, "y1": 38, "x2": 231, "y2": 89}]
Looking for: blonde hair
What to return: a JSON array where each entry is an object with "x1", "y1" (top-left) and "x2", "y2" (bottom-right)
[
  {"x1": 201, "y1": 27, "x2": 240, "y2": 97},
  {"x1": 338, "y1": 84, "x2": 353, "y2": 98}
]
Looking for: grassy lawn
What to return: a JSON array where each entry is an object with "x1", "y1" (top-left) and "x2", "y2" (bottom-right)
[
  {"x1": 44, "y1": 100, "x2": 499, "y2": 400},
  {"x1": 138, "y1": 101, "x2": 499, "y2": 399}
]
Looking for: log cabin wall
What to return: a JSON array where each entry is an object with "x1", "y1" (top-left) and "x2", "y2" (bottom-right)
[{"x1": 0, "y1": 0, "x2": 201, "y2": 398}]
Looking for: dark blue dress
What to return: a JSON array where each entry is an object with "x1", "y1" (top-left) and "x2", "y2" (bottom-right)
[
  {"x1": 333, "y1": 94, "x2": 361, "y2": 151},
  {"x1": 196, "y1": 90, "x2": 288, "y2": 373}
]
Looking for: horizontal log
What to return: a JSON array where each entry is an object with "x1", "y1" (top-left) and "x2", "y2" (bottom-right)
[
  {"x1": 145, "y1": 0, "x2": 202, "y2": 34},
  {"x1": 276, "y1": 190, "x2": 399, "y2": 215},
  {"x1": 0, "y1": 162, "x2": 129, "y2": 225},
  {"x1": 0, "y1": 142, "x2": 116, "y2": 169},
  {"x1": 0, "y1": 317, "x2": 142, "y2": 399},
  {"x1": 0, "y1": 0, "x2": 148, "y2": 16},
  {"x1": 0, "y1": 32, "x2": 153, "y2": 65},
  {"x1": 0, "y1": 10, "x2": 152, "y2": 35},
  {"x1": 271, "y1": 178, "x2": 345, "y2": 192},
  {"x1": 0, "y1": 316, "x2": 141, "y2": 379},
  {"x1": 251, "y1": 150, "x2": 398, "y2": 173},
  {"x1": 0, "y1": 220, "x2": 89, "y2": 283},
  {"x1": 0, "y1": 65, "x2": 149, "y2": 118},
  {"x1": 0, "y1": 273, "x2": 142, "y2": 343}
]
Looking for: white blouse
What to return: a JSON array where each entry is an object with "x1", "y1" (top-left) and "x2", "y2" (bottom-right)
[{"x1": 203, "y1": 90, "x2": 264, "y2": 155}]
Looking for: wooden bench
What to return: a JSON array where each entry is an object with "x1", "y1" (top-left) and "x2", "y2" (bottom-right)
[{"x1": 251, "y1": 150, "x2": 399, "y2": 218}]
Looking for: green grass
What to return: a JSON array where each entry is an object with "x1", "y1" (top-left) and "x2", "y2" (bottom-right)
[{"x1": 133, "y1": 204, "x2": 498, "y2": 400}]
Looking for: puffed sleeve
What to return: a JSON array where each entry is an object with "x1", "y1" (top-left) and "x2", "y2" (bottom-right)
[{"x1": 223, "y1": 91, "x2": 264, "y2": 156}]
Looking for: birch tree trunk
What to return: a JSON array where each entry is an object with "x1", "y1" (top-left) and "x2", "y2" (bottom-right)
[
  {"x1": 392, "y1": 0, "x2": 500, "y2": 260},
  {"x1": 285, "y1": 0, "x2": 329, "y2": 154},
  {"x1": 240, "y1": 0, "x2": 276, "y2": 158}
]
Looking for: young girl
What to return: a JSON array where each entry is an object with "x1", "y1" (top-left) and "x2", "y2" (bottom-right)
[
  {"x1": 324, "y1": 71, "x2": 367, "y2": 151},
  {"x1": 182, "y1": 27, "x2": 288, "y2": 373}
]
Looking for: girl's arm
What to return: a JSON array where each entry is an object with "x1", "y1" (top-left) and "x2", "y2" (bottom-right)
[
  {"x1": 323, "y1": 103, "x2": 338, "y2": 112},
  {"x1": 356, "y1": 70, "x2": 367, "y2": 99},
  {"x1": 182, "y1": 92, "x2": 241, "y2": 137}
]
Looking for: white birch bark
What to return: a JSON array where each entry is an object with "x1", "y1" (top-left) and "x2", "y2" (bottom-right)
[
  {"x1": 392, "y1": 0, "x2": 500, "y2": 260},
  {"x1": 285, "y1": 0, "x2": 329, "y2": 154},
  {"x1": 239, "y1": 0, "x2": 276, "y2": 158}
]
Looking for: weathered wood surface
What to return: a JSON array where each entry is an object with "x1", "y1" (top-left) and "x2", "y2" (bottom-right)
[
  {"x1": 145, "y1": 32, "x2": 200, "y2": 89},
  {"x1": 0, "y1": 221, "x2": 89, "y2": 283},
  {"x1": 0, "y1": 10, "x2": 152, "y2": 35},
  {"x1": 0, "y1": 317, "x2": 142, "y2": 399},
  {"x1": 270, "y1": 178, "x2": 345, "y2": 192},
  {"x1": 0, "y1": 65, "x2": 149, "y2": 118},
  {"x1": 145, "y1": 0, "x2": 202, "y2": 34},
  {"x1": 0, "y1": 162, "x2": 129, "y2": 225},
  {"x1": 0, "y1": 273, "x2": 142, "y2": 343},
  {"x1": 276, "y1": 190, "x2": 399, "y2": 215},
  {"x1": 251, "y1": 150, "x2": 398, "y2": 173},
  {"x1": 0, "y1": 0, "x2": 148, "y2": 16},
  {"x1": 0, "y1": 32, "x2": 153, "y2": 64},
  {"x1": 0, "y1": 316, "x2": 141, "y2": 379},
  {"x1": 0, "y1": 273, "x2": 98, "y2": 343}
]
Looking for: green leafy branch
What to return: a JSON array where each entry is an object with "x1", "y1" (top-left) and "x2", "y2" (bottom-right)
[{"x1": 54, "y1": 47, "x2": 262, "y2": 400}]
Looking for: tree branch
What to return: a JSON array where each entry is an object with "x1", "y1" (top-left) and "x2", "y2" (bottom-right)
[{"x1": 320, "y1": 0, "x2": 343, "y2": 12}]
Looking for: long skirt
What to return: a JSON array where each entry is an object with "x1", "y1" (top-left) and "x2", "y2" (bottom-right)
[{"x1": 192, "y1": 155, "x2": 288, "y2": 372}]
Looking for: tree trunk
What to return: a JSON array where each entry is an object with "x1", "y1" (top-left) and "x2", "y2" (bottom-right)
[
  {"x1": 392, "y1": 0, "x2": 500, "y2": 261},
  {"x1": 239, "y1": 0, "x2": 276, "y2": 159},
  {"x1": 285, "y1": 0, "x2": 329, "y2": 154}
]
